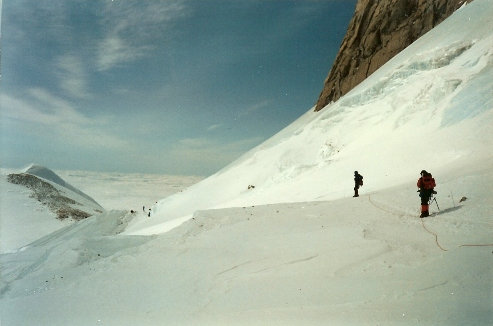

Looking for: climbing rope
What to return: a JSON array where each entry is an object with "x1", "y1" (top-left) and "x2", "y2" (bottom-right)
[
  {"x1": 368, "y1": 195, "x2": 448, "y2": 251},
  {"x1": 459, "y1": 244, "x2": 493, "y2": 247},
  {"x1": 367, "y1": 195, "x2": 492, "y2": 251},
  {"x1": 367, "y1": 195, "x2": 413, "y2": 218},
  {"x1": 420, "y1": 219, "x2": 448, "y2": 251}
]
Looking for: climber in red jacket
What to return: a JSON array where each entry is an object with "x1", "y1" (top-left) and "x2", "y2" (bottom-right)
[{"x1": 417, "y1": 170, "x2": 436, "y2": 218}]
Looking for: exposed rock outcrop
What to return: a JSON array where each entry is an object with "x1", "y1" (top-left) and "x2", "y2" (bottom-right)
[
  {"x1": 7, "y1": 172, "x2": 104, "y2": 221},
  {"x1": 315, "y1": 0, "x2": 473, "y2": 111},
  {"x1": 23, "y1": 164, "x2": 101, "y2": 207}
]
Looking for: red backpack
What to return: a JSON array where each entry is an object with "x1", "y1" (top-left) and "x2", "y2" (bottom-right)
[{"x1": 419, "y1": 174, "x2": 436, "y2": 190}]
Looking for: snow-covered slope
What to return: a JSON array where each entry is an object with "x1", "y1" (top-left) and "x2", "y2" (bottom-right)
[
  {"x1": 1, "y1": 160, "x2": 492, "y2": 325},
  {"x1": 1, "y1": 166, "x2": 104, "y2": 253},
  {"x1": 23, "y1": 164, "x2": 101, "y2": 207},
  {"x1": 1, "y1": 1, "x2": 492, "y2": 325},
  {"x1": 124, "y1": 0, "x2": 493, "y2": 236}
]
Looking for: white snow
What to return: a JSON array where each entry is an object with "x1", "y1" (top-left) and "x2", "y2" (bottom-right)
[
  {"x1": 123, "y1": 0, "x2": 493, "y2": 236},
  {"x1": 0, "y1": 166, "x2": 106, "y2": 253},
  {"x1": 56, "y1": 170, "x2": 203, "y2": 211},
  {"x1": 23, "y1": 164, "x2": 102, "y2": 207},
  {"x1": 0, "y1": 171, "x2": 73, "y2": 254},
  {"x1": 0, "y1": 168, "x2": 200, "y2": 254},
  {"x1": 1, "y1": 0, "x2": 493, "y2": 325}
]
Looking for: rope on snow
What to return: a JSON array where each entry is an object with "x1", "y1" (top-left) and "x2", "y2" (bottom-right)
[
  {"x1": 368, "y1": 195, "x2": 447, "y2": 251},
  {"x1": 367, "y1": 195, "x2": 493, "y2": 251},
  {"x1": 420, "y1": 218, "x2": 448, "y2": 251}
]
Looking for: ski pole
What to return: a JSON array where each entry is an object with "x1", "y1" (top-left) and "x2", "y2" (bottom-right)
[{"x1": 432, "y1": 197, "x2": 440, "y2": 211}]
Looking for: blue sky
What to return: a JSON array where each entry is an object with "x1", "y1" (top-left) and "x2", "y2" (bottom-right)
[{"x1": 1, "y1": 0, "x2": 356, "y2": 176}]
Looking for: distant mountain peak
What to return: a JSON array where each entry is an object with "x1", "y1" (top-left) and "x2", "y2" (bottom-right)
[
  {"x1": 8, "y1": 165, "x2": 104, "y2": 220},
  {"x1": 23, "y1": 164, "x2": 67, "y2": 188},
  {"x1": 19, "y1": 164, "x2": 101, "y2": 207}
]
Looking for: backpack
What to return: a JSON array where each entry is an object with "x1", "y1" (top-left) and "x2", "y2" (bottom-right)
[{"x1": 421, "y1": 173, "x2": 436, "y2": 190}]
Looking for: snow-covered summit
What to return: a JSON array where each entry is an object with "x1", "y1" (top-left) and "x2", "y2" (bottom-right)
[
  {"x1": 22, "y1": 164, "x2": 66, "y2": 184},
  {"x1": 22, "y1": 164, "x2": 101, "y2": 207}
]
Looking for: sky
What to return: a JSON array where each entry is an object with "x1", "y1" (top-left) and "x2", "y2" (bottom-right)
[{"x1": 0, "y1": 0, "x2": 356, "y2": 176}]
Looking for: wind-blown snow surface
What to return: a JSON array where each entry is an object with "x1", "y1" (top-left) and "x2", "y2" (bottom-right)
[{"x1": 1, "y1": 1, "x2": 493, "y2": 325}]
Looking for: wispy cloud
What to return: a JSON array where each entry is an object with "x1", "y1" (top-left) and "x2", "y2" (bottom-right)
[
  {"x1": 177, "y1": 137, "x2": 212, "y2": 149},
  {"x1": 55, "y1": 55, "x2": 91, "y2": 99},
  {"x1": 2, "y1": 88, "x2": 90, "y2": 125},
  {"x1": 238, "y1": 99, "x2": 272, "y2": 118},
  {"x1": 96, "y1": 1, "x2": 188, "y2": 71},
  {"x1": 207, "y1": 124, "x2": 222, "y2": 131},
  {"x1": 1, "y1": 89, "x2": 128, "y2": 150},
  {"x1": 96, "y1": 36, "x2": 150, "y2": 72}
]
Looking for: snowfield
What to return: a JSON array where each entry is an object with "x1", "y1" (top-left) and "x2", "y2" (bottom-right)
[{"x1": 1, "y1": 0, "x2": 492, "y2": 325}]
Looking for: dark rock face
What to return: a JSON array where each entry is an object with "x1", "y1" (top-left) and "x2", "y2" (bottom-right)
[
  {"x1": 7, "y1": 173, "x2": 103, "y2": 220},
  {"x1": 315, "y1": 0, "x2": 473, "y2": 111}
]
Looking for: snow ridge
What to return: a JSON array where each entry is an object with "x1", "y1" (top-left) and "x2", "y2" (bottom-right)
[
  {"x1": 22, "y1": 164, "x2": 101, "y2": 207},
  {"x1": 7, "y1": 173, "x2": 103, "y2": 220}
]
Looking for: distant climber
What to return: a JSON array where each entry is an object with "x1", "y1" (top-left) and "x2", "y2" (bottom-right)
[
  {"x1": 143, "y1": 206, "x2": 145, "y2": 212},
  {"x1": 148, "y1": 208, "x2": 151, "y2": 217},
  {"x1": 353, "y1": 171, "x2": 363, "y2": 197},
  {"x1": 417, "y1": 170, "x2": 436, "y2": 218}
]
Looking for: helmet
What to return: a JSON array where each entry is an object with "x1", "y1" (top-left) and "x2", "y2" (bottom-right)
[
  {"x1": 354, "y1": 171, "x2": 358, "y2": 175},
  {"x1": 420, "y1": 170, "x2": 428, "y2": 175}
]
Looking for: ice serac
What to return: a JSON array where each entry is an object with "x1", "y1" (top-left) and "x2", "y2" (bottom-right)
[{"x1": 315, "y1": 0, "x2": 474, "y2": 111}]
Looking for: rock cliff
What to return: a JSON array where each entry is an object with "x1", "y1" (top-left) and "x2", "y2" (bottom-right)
[{"x1": 315, "y1": 0, "x2": 473, "y2": 111}]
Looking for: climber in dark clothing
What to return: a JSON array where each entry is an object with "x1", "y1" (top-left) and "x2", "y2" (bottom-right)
[{"x1": 353, "y1": 171, "x2": 363, "y2": 197}]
